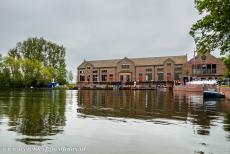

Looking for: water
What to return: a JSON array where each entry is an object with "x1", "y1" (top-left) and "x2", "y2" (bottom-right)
[{"x1": 0, "y1": 90, "x2": 229, "y2": 154}]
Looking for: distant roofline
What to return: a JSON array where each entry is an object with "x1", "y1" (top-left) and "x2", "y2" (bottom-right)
[{"x1": 86, "y1": 54, "x2": 187, "y2": 62}]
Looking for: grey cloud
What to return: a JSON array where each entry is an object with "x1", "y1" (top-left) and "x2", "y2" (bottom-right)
[{"x1": 1, "y1": 0, "x2": 215, "y2": 80}]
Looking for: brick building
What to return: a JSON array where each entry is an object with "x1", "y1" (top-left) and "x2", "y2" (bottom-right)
[
  {"x1": 77, "y1": 55, "x2": 187, "y2": 84},
  {"x1": 183, "y1": 52, "x2": 225, "y2": 80},
  {"x1": 77, "y1": 53, "x2": 226, "y2": 85}
]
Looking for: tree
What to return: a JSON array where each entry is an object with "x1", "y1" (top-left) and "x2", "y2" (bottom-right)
[
  {"x1": 222, "y1": 55, "x2": 230, "y2": 77},
  {"x1": 8, "y1": 37, "x2": 67, "y2": 84},
  {"x1": 5, "y1": 56, "x2": 23, "y2": 87},
  {"x1": 190, "y1": 0, "x2": 230, "y2": 55},
  {"x1": 0, "y1": 54, "x2": 11, "y2": 87}
]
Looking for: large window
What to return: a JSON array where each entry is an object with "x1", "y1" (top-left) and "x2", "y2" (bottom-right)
[
  {"x1": 139, "y1": 73, "x2": 143, "y2": 81},
  {"x1": 157, "y1": 73, "x2": 164, "y2": 81},
  {"x1": 212, "y1": 64, "x2": 216, "y2": 74},
  {"x1": 93, "y1": 75, "x2": 98, "y2": 82},
  {"x1": 80, "y1": 75, "x2": 85, "y2": 81},
  {"x1": 146, "y1": 68, "x2": 152, "y2": 72},
  {"x1": 192, "y1": 64, "x2": 201, "y2": 75},
  {"x1": 102, "y1": 70, "x2": 107, "y2": 73},
  {"x1": 157, "y1": 68, "x2": 164, "y2": 72},
  {"x1": 207, "y1": 64, "x2": 212, "y2": 74},
  {"x1": 146, "y1": 73, "x2": 152, "y2": 81},
  {"x1": 93, "y1": 70, "x2": 98, "y2": 73},
  {"x1": 202, "y1": 65, "x2": 207, "y2": 74},
  {"x1": 101, "y1": 75, "x2": 107, "y2": 81},
  {"x1": 121, "y1": 64, "x2": 130, "y2": 69},
  {"x1": 167, "y1": 63, "x2": 171, "y2": 66}
]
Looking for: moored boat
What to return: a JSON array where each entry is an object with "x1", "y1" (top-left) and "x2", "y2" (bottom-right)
[{"x1": 203, "y1": 91, "x2": 225, "y2": 99}]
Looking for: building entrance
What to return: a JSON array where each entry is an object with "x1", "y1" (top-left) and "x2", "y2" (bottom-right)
[{"x1": 119, "y1": 73, "x2": 131, "y2": 83}]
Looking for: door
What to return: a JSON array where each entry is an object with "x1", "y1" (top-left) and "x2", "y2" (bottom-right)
[{"x1": 119, "y1": 73, "x2": 131, "y2": 83}]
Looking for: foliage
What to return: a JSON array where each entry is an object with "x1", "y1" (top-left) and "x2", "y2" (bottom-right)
[
  {"x1": 222, "y1": 54, "x2": 230, "y2": 77},
  {"x1": 0, "y1": 56, "x2": 56, "y2": 88},
  {"x1": 0, "y1": 37, "x2": 68, "y2": 88},
  {"x1": 8, "y1": 37, "x2": 67, "y2": 84},
  {"x1": 190, "y1": 0, "x2": 230, "y2": 54}
]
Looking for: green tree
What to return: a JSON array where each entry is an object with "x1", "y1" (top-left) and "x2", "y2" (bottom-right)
[
  {"x1": 41, "y1": 66, "x2": 56, "y2": 85},
  {"x1": 8, "y1": 37, "x2": 67, "y2": 84},
  {"x1": 5, "y1": 57, "x2": 23, "y2": 87},
  {"x1": 190, "y1": 0, "x2": 230, "y2": 54},
  {"x1": 222, "y1": 55, "x2": 230, "y2": 77},
  {"x1": 0, "y1": 54, "x2": 11, "y2": 87}
]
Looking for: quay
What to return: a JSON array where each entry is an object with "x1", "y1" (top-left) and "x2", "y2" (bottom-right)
[{"x1": 77, "y1": 81, "x2": 174, "y2": 90}]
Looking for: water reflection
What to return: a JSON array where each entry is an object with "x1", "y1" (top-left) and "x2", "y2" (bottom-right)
[
  {"x1": 0, "y1": 90, "x2": 66, "y2": 145},
  {"x1": 77, "y1": 90, "x2": 230, "y2": 137},
  {"x1": 0, "y1": 89, "x2": 229, "y2": 154}
]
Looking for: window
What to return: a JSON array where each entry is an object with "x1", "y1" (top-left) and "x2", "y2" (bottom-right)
[
  {"x1": 174, "y1": 73, "x2": 181, "y2": 80},
  {"x1": 167, "y1": 63, "x2": 171, "y2": 66},
  {"x1": 139, "y1": 73, "x2": 143, "y2": 81},
  {"x1": 102, "y1": 70, "x2": 107, "y2": 73},
  {"x1": 175, "y1": 67, "x2": 182, "y2": 72},
  {"x1": 80, "y1": 75, "x2": 85, "y2": 81},
  {"x1": 121, "y1": 64, "x2": 130, "y2": 69},
  {"x1": 202, "y1": 65, "x2": 207, "y2": 74},
  {"x1": 192, "y1": 64, "x2": 202, "y2": 75},
  {"x1": 146, "y1": 73, "x2": 152, "y2": 81},
  {"x1": 146, "y1": 68, "x2": 152, "y2": 72},
  {"x1": 87, "y1": 66, "x2": 91, "y2": 69},
  {"x1": 120, "y1": 75, "x2": 124, "y2": 81},
  {"x1": 79, "y1": 70, "x2": 84, "y2": 74},
  {"x1": 207, "y1": 64, "x2": 211, "y2": 74},
  {"x1": 157, "y1": 73, "x2": 164, "y2": 81},
  {"x1": 212, "y1": 64, "x2": 216, "y2": 74},
  {"x1": 101, "y1": 75, "x2": 107, "y2": 81},
  {"x1": 196, "y1": 64, "x2": 201, "y2": 75},
  {"x1": 93, "y1": 70, "x2": 98, "y2": 73},
  {"x1": 157, "y1": 68, "x2": 164, "y2": 72},
  {"x1": 201, "y1": 55, "x2": 206, "y2": 61},
  {"x1": 93, "y1": 75, "x2": 98, "y2": 82}
]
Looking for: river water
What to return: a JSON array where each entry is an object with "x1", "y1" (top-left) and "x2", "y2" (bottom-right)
[{"x1": 0, "y1": 90, "x2": 229, "y2": 154}]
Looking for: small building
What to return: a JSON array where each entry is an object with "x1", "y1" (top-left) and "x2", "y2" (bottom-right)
[
  {"x1": 183, "y1": 52, "x2": 226, "y2": 80},
  {"x1": 77, "y1": 55, "x2": 187, "y2": 84}
]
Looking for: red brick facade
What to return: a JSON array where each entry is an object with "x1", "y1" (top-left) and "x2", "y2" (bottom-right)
[
  {"x1": 183, "y1": 52, "x2": 226, "y2": 80},
  {"x1": 77, "y1": 53, "x2": 226, "y2": 84}
]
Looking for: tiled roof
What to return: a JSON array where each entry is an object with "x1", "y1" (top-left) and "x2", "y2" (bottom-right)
[{"x1": 79, "y1": 55, "x2": 187, "y2": 68}]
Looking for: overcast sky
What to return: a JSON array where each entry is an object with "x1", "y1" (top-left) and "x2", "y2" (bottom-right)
[{"x1": 0, "y1": 0, "x2": 220, "y2": 78}]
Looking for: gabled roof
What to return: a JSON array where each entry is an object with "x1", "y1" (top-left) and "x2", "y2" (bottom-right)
[{"x1": 78, "y1": 55, "x2": 187, "y2": 68}]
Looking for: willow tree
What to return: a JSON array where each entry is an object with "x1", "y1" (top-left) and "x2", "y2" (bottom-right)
[
  {"x1": 190, "y1": 0, "x2": 230, "y2": 55},
  {"x1": 8, "y1": 37, "x2": 67, "y2": 84}
]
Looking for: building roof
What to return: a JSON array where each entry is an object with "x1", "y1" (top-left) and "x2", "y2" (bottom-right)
[{"x1": 79, "y1": 55, "x2": 187, "y2": 68}]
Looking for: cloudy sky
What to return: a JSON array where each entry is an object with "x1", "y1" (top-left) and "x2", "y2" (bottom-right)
[{"x1": 0, "y1": 0, "x2": 220, "y2": 78}]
